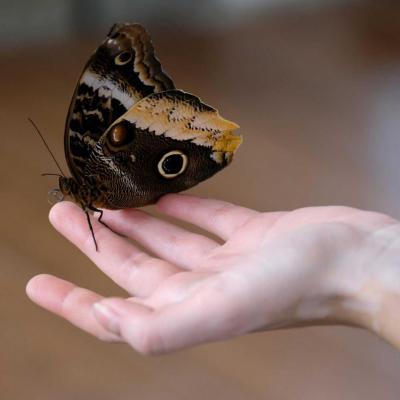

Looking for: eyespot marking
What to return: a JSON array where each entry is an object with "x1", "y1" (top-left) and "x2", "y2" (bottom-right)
[
  {"x1": 157, "y1": 150, "x2": 188, "y2": 179},
  {"x1": 108, "y1": 121, "x2": 133, "y2": 147},
  {"x1": 115, "y1": 50, "x2": 133, "y2": 66}
]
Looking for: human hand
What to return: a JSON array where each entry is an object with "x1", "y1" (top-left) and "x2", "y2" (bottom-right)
[{"x1": 26, "y1": 195, "x2": 400, "y2": 354}]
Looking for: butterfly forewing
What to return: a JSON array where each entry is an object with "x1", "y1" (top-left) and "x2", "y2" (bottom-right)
[{"x1": 64, "y1": 23, "x2": 175, "y2": 182}]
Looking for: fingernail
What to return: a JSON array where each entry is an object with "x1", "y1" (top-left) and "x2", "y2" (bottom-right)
[{"x1": 93, "y1": 302, "x2": 121, "y2": 335}]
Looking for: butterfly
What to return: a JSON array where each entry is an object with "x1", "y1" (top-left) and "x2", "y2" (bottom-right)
[{"x1": 55, "y1": 23, "x2": 242, "y2": 250}]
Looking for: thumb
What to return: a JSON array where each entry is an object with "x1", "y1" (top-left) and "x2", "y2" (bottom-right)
[{"x1": 92, "y1": 298, "x2": 163, "y2": 355}]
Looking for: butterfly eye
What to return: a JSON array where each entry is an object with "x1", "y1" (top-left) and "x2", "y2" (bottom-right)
[
  {"x1": 158, "y1": 150, "x2": 188, "y2": 179},
  {"x1": 115, "y1": 50, "x2": 133, "y2": 66}
]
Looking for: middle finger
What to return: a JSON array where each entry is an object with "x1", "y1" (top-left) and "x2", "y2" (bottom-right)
[{"x1": 102, "y1": 208, "x2": 220, "y2": 270}]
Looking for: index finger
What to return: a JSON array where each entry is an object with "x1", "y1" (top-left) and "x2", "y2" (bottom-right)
[
  {"x1": 50, "y1": 201, "x2": 182, "y2": 297},
  {"x1": 157, "y1": 194, "x2": 259, "y2": 240}
]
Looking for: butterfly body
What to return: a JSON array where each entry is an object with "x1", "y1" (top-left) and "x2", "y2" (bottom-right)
[{"x1": 60, "y1": 23, "x2": 241, "y2": 246}]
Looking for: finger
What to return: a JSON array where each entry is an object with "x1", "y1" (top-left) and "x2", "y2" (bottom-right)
[
  {"x1": 92, "y1": 276, "x2": 243, "y2": 354},
  {"x1": 102, "y1": 208, "x2": 219, "y2": 270},
  {"x1": 50, "y1": 202, "x2": 183, "y2": 297},
  {"x1": 26, "y1": 274, "x2": 120, "y2": 342},
  {"x1": 157, "y1": 194, "x2": 259, "y2": 240}
]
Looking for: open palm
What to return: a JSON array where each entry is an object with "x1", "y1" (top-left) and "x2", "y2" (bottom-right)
[{"x1": 27, "y1": 194, "x2": 396, "y2": 354}]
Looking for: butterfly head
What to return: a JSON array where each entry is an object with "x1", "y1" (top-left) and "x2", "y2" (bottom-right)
[
  {"x1": 58, "y1": 176, "x2": 101, "y2": 210},
  {"x1": 58, "y1": 176, "x2": 81, "y2": 204}
]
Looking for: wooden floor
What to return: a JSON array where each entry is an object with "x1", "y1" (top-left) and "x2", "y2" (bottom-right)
[{"x1": 2, "y1": 3, "x2": 400, "y2": 399}]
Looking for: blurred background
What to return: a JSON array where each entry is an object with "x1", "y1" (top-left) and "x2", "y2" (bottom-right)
[{"x1": 1, "y1": 0, "x2": 400, "y2": 398}]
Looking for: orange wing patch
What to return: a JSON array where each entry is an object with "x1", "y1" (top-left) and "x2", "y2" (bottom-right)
[{"x1": 114, "y1": 90, "x2": 242, "y2": 163}]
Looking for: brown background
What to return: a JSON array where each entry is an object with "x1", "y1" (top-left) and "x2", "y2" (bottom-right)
[{"x1": 1, "y1": 1, "x2": 400, "y2": 399}]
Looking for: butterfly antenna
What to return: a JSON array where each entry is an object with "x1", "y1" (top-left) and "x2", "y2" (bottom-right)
[
  {"x1": 28, "y1": 118, "x2": 66, "y2": 177},
  {"x1": 41, "y1": 173, "x2": 63, "y2": 177}
]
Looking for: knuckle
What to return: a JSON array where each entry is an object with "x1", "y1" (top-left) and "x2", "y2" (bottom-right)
[
  {"x1": 60, "y1": 286, "x2": 86, "y2": 314},
  {"x1": 130, "y1": 325, "x2": 166, "y2": 356},
  {"x1": 129, "y1": 251, "x2": 150, "y2": 267},
  {"x1": 213, "y1": 202, "x2": 235, "y2": 220},
  {"x1": 181, "y1": 233, "x2": 212, "y2": 254},
  {"x1": 121, "y1": 252, "x2": 150, "y2": 279}
]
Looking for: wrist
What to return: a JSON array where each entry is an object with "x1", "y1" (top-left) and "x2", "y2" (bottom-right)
[{"x1": 326, "y1": 221, "x2": 400, "y2": 348}]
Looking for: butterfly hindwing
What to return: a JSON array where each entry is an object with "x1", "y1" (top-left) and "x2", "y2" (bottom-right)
[
  {"x1": 80, "y1": 90, "x2": 242, "y2": 209},
  {"x1": 64, "y1": 23, "x2": 175, "y2": 181}
]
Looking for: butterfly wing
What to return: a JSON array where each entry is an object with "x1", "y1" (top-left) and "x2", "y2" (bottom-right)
[
  {"x1": 115, "y1": 90, "x2": 241, "y2": 160},
  {"x1": 84, "y1": 90, "x2": 242, "y2": 209},
  {"x1": 64, "y1": 23, "x2": 175, "y2": 182}
]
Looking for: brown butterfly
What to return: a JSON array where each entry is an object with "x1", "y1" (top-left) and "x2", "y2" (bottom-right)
[{"x1": 52, "y1": 23, "x2": 242, "y2": 250}]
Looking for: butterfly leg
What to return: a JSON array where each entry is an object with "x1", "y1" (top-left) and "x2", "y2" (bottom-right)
[
  {"x1": 88, "y1": 206, "x2": 112, "y2": 230},
  {"x1": 89, "y1": 206, "x2": 126, "y2": 239},
  {"x1": 84, "y1": 210, "x2": 99, "y2": 251}
]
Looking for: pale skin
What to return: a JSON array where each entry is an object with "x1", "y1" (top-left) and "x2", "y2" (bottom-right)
[{"x1": 26, "y1": 194, "x2": 400, "y2": 354}]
